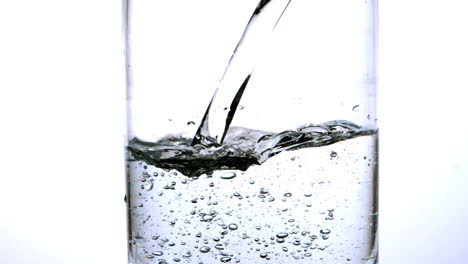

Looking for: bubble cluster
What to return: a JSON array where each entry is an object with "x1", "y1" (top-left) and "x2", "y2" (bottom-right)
[{"x1": 125, "y1": 130, "x2": 378, "y2": 263}]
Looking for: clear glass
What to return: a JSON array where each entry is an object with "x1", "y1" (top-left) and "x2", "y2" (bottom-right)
[{"x1": 123, "y1": 1, "x2": 378, "y2": 264}]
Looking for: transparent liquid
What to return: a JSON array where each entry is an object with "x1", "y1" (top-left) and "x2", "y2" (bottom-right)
[{"x1": 125, "y1": 122, "x2": 378, "y2": 264}]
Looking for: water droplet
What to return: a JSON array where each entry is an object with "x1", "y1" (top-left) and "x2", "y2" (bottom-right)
[
  {"x1": 304, "y1": 193, "x2": 312, "y2": 197},
  {"x1": 209, "y1": 182, "x2": 215, "y2": 187},
  {"x1": 173, "y1": 258, "x2": 181, "y2": 262},
  {"x1": 352, "y1": 105, "x2": 360, "y2": 112},
  {"x1": 260, "y1": 253, "x2": 268, "y2": 258},
  {"x1": 304, "y1": 253, "x2": 312, "y2": 257},
  {"x1": 321, "y1": 234, "x2": 329, "y2": 240},
  {"x1": 169, "y1": 242, "x2": 176, "y2": 246},
  {"x1": 330, "y1": 151, "x2": 338, "y2": 158},
  {"x1": 153, "y1": 172, "x2": 158, "y2": 177},
  {"x1": 152, "y1": 235, "x2": 159, "y2": 240},
  {"x1": 152, "y1": 251, "x2": 164, "y2": 256},
  {"x1": 220, "y1": 257, "x2": 232, "y2": 263},
  {"x1": 320, "y1": 229, "x2": 331, "y2": 235},
  {"x1": 146, "y1": 255, "x2": 154, "y2": 259},
  {"x1": 249, "y1": 180, "x2": 255, "y2": 184},
  {"x1": 276, "y1": 238, "x2": 285, "y2": 243},
  {"x1": 284, "y1": 192, "x2": 292, "y2": 197},
  {"x1": 228, "y1": 223, "x2": 238, "y2": 230},
  {"x1": 187, "y1": 121, "x2": 195, "y2": 125},
  {"x1": 221, "y1": 172, "x2": 236, "y2": 179},
  {"x1": 282, "y1": 247, "x2": 288, "y2": 252},
  {"x1": 196, "y1": 232, "x2": 202, "y2": 238},
  {"x1": 220, "y1": 230, "x2": 229, "y2": 235},
  {"x1": 267, "y1": 197, "x2": 275, "y2": 202},
  {"x1": 200, "y1": 246, "x2": 211, "y2": 253}
]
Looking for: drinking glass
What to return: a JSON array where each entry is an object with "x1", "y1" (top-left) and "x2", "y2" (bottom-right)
[{"x1": 123, "y1": 1, "x2": 378, "y2": 263}]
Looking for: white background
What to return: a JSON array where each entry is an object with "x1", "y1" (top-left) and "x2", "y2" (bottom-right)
[{"x1": 1, "y1": 0, "x2": 468, "y2": 263}]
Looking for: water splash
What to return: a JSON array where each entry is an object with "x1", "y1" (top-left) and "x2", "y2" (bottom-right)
[
  {"x1": 128, "y1": 120, "x2": 376, "y2": 177},
  {"x1": 192, "y1": 0, "x2": 293, "y2": 147}
]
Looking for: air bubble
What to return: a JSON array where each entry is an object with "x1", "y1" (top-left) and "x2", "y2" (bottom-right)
[
  {"x1": 220, "y1": 257, "x2": 232, "y2": 263},
  {"x1": 221, "y1": 172, "x2": 236, "y2": 179},
  {"x1": 144, "y1": 182, "x2": 154, "y2": 191},
  {"x1": 215, "y1": 244, "x2": 225, "y2": 250},
  {"x1": 200, "y1": 246, "x2": 211, "y2": 253},
  {"x1": 276, "y1": 232, "x2": 288, "y2": 238}
]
